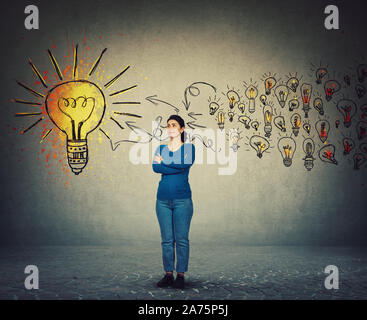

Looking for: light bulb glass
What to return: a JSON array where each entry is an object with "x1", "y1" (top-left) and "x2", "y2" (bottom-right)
[{"x1": 45, "y1": 80, "x2": 106, "y2": 175}]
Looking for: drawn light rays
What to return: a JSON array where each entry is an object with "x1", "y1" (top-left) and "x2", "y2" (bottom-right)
[{"x1": 12, "y1": 40, "x2": 141, "y2": 173}]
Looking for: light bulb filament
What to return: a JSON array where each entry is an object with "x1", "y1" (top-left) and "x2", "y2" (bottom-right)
[
  {"x1": 283, "y1": 145, "x2": 292, "y2": 158},
  {"x1": 57, "y1": 96, "x2": 95, "y2": 139},
  {"x1": 265, "y1": 111, "x2": 272, "y2": 123}
]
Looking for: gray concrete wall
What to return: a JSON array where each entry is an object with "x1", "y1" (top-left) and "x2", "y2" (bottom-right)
[{"x1": 0, "y1": 0, "x2": 366, "y2": 245}]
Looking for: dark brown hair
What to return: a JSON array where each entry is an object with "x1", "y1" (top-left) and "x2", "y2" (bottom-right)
[{"x1": 167, "y1": 115, "x2": 186, "y2": 143}]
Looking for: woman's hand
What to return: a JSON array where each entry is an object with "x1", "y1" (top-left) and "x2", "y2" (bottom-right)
[{"x1": 153, "y1": 154, "x2": 162, "y2": 163}]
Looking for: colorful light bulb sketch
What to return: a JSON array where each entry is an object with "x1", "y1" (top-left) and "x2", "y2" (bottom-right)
[
  {"x1": 315, "y1": 67, "x2": 328, "y2": 84},
  {"x1": 302, "y1": 138, "x2": 316, "y2": 171},
  {"x1": 226, "y1": 90, "x2": 240, "y2": 109},
  {"x1": 291, "y1": 113, "x2": 301, "y2": 137},
  {"x1": 274, "y1": 115, "x2": 286, "y2": 132},
  {"x1": 353, "y1": 153, "x2": 366, "y2": 170},
  {"x1": 244, "y1": 83, "x2": 258, "y2": 113},
  {"x1": 342, "y1": 137, "x2": 355, "y2": 155},
  {"x1": 278, "y1": 136, "x2": 296, "y2": 167},
  {"x1": 313, "y1": 97, "x2": 324, "y2": 115},
  {"x1": 263, "y1": 105, "x2": 273, "y2": 138},
  {"x1": 336, "y1": 99, "x2": 357, "y2": 128},
  {"x1": 249, "y1": 135, "x2": 270, "y2": 159},
  {"x1": 324, "y1": 79, "x2": 340, "y2": 102},
  {"x1": 274, "y1": 84, "x2": 289, "y2": 108},
  {"x1": 300, "y1": 83, "x2": 312, "y2": 118},
  {"x1": 288, "y1": 97, "x2": 299, "y2": 112},
  {"x1": 315, "y1": 119, "x2": 330, "y2": 143},
  {"x1": 318, "y1": 144, "x2": 338, "y2": 165}
]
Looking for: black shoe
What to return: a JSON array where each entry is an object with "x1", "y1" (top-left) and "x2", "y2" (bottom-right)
[
  {"x1": 156, "y1": 274, "x2": 174, "y2": 287},
  {"x1": 173, "y1": 275, "x2": 185, "y2": 289}
]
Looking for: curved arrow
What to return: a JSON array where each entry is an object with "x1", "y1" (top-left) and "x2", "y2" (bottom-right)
[{"x1": 182, "y1": 82, "x2": 216, "y2": 111}]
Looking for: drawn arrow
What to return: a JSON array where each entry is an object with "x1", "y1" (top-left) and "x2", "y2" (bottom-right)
[
  {"x1": 188, "y1": 112, "x2": 203, "y2": 120},
  {"x1": 187, "y1": 121, "x2": 207, "y2": 129},
  {"x1": 182, "y1": 82, "x2": 216, "y2": 111},
  {"x1": 124, "y1": 120, "x2": 145, "y2": 134},
  {"x1": 145, "y1": 95, "x2": 180, "y2": 113}
]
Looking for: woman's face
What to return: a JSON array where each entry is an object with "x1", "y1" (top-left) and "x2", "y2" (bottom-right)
[{"x1": 167, "y1": 119, "x2": 183, "y2": 138}]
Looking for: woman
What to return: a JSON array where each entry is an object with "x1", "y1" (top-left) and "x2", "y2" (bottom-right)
[{"x1": 152, "y1": 115, "x2": 195, "y2": 289}]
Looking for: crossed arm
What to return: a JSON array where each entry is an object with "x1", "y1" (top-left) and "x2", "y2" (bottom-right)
[
  {"x1": 152, "y1": 145, "x2": 195, "y2": 174},
  {"x1": 161, "y1": 145, "x2": 195, "y2": 169},
  {"x1": 152, "y1": 146, "x2": 184, "y2": 174},
  {"x1": 152, "y1": 161, "x2": 184, "y2": 174}
]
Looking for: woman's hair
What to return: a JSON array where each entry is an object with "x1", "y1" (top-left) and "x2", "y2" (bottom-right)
[{"x1": 167, "y1": 114, "x2": 186, "y2": 143}]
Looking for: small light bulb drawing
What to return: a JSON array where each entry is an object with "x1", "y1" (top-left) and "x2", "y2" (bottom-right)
[
  {"x1": 228, "y1": 111, "x2": 235, "y2": 122},
  {"x1": 361, "y1": 104, "x2": 367, "y2": 119},
  {"x1": 264, "y1": 76, "x2": 277, "y2": 95},
  {"x1": 318, "y1": 144, "x2": 338, "y2": 165},
  {"x1": 274, "y1": 84, "x2": 289, "y2": 108},
  {"x1": 324, "y1": 79, "x2": 341, "y2": 102},
  {"x1": 315, "y1": 119, "x2": 330, "y2": 143},
  {"x1": 244, "y1": 84, "x2": 258, "y2": 113},
  {"x1": 290, "y1": 113, "x2": 301, "y2": 137},
  {"x1": 259, "y1": 94, "x2": 267, "y2": 106},
  {"x1": 263, "y1": 105, "x2": 273, "y2": 137},
  {"x1": 237, "y1": 102, "x2": 246, "y2": 114},
  {"x1": 209, "y1": 101, "x2": 220, "y2": 115},
  {"x1": 313, "y1": 97, "x2": 324, "y2": 115},
  {"x1": 355, "y1": 84, "x2": 366, "y2": 99},
  {"x1": 356, "y1": 121, "x2": 367, "y2": 141},
  {"x1": 357, "y1": 64, "x2": 367, "y2": 83},
  {"x1": 227, "y1": 128, "x2": 242, "y2": 152},
  {"x1": 288, "y1": 97, "x2": 299, "y2": 112},
  {"x1": 342, "y1": 137, "x2": 355, "y2": 155},
  {"x1": 278, "y1": 136, "x2": 296, "y2": 167},
  {"x1": 46, "y1": 80, "x2": 106, "y2": 175},
  {"x1": 216, "y1": 109, "x2": 225, "y2": 130},
  {"x1": 226, "y1": 90, "x2": 240, "y2": 109},
  {"x1": 344, "y1": 74, "x2": 351, "y2": 86},
  {"x1": 249, "y1": 135, "x2": 270, "y2": 158},
  {"x1": 353, "y1": 153, "x2": 366, "y2": 170},
  {"x1": 359, "y1": 143, "x2": 367, "y2": 153},
  {"x1": 315, "y1": 67, "x2": 328, "y2": 84},
  {"x1": 335, "y1": 119, "x2": 340, "y2": 128},
  {"x1": 302, "y1": 138, "x2": 316, "y2": 171},
  {"x1": 238, "y1": 115, "x2": 251, "y2": 129},
  {"x1": 286, "y1": 76, "x2": 299, "y2": 93},
  {"x1": 336, "y1": 99, "x2": 357, "y2": 128},
  {"x1": 251, "y1": 121, "x2": 259, "y2": 131},
  {"x1": 301, "y1": 83, "x2": 312, "y2": 118},
  {"x1": 303, "y1": 121, "x2": 311, "y2": 135},
  {"x1": 274, "y1": 115, "x2": 286, "y2": 132}
]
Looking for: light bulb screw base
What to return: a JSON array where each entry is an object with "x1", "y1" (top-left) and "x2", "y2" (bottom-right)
[
  {"x1": 292, "y1": 128, "x2": 299, "y2": 137},
  {"x1": 248, "y1": 100, "x2": 255, "y2": 113},
  {"x1": 303, "y1": 158, "x2": 314, "y2": 171},
  {"x1": 67, "y1": 139, "x2": 88, "y2": 175},
  {"x1": 302, "y1": 104, "x2": 310, "y2": 118},
  {"x1": 264, "y1": 125, "x2": 272, "y2": 137},
  {"x1": 283, "y1": 158, "x2": 292, "y2": 167}
]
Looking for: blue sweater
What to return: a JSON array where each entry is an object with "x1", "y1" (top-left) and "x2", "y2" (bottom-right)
[{"x1": 152, "y1": 143, "x2": 195, "y2": 200}]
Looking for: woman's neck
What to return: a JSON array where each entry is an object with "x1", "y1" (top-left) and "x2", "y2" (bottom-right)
[{"x1": 168, "y1": 137, "x2": 183, "y2": 151}]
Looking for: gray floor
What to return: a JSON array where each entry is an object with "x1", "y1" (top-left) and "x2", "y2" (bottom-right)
[{"x1": 0, "y1": 240, "x2": 366, "y2": 300}]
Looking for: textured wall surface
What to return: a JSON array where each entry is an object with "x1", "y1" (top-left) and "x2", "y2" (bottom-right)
[{"x1": 0, "y1": 0, "x2": 366, "y2": 245}]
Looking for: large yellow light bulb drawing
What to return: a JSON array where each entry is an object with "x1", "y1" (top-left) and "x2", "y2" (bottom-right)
[
  {"x1": 13, "y1": 43, "x2": 139, "y2": 180},
  {"x1": 45, "y1": 80, "x2": 106, "y2": 175}
]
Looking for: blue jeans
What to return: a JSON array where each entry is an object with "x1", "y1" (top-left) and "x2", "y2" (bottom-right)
[{"x1": 156, "y1": 198, "x2": 194, "y2": 273}]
